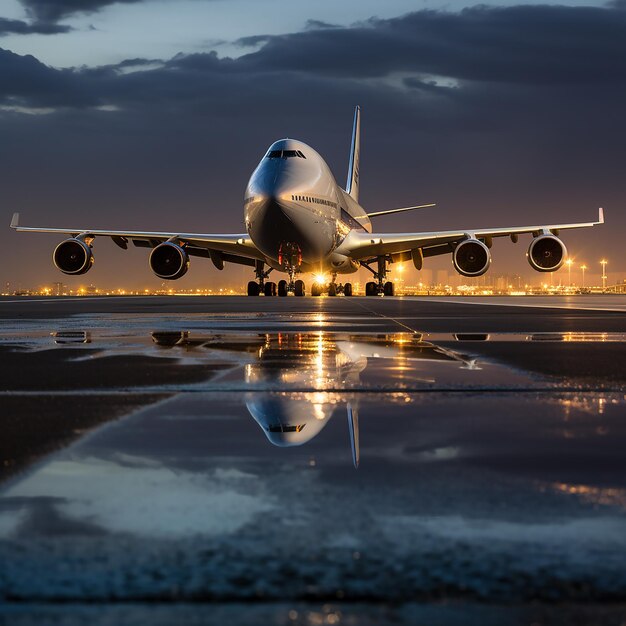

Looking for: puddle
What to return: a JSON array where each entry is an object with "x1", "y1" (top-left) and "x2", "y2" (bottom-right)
[
  {"x1": 1, "y1": 390, "x2": 625, "y2": 603},
  {"x1": 1, "y1": 323, "x2": 625, "y2": 604}
]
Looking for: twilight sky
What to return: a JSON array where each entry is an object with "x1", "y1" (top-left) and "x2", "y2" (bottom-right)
[{"x1": 1, "y1": 0, "x2": 624, "y2": 291}]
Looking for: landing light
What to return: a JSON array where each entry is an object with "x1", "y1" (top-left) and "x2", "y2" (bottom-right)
[{"x1": 314, "y1": 274, "x2": 327, "y2": 285}]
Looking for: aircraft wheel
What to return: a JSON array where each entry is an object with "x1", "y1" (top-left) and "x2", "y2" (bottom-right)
[
  {"x1": 344, "y1": 283, "x2": 353, "y2": 297},
  {"x1": 278, "y1": 280, "x2": 288, "y2": 297},
  {"x1": 328, "y1": 283, "x2": 337, "y2": 297},
  {"x1": 294, "y1": 279, "x2": 305, "y2": 297},
  {"x1": 247, "y1": 281, "x2": 260, "y2": 296},
  {"x1": 264, "y1": 281, "x2": 276, "y2": 297},
  {"x1": 311, "y1": 283, "x2": 322, "y2": 296},
  {"x1": 384, "y1": 281, "x2": 395, "y2": 296},
  {"x1": 365, "y1": 281, "x2": 377, "y2": 296}
]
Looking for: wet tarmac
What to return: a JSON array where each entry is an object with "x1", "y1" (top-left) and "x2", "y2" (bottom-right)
[{"x1": 1, "y1": 295, "x2": 625, "y2": 625}]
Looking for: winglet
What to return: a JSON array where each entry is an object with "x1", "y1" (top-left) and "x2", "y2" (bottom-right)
[
  {"x1": 598, "y1": 207, "x2": 604, "y2": 224},
  {"x1": 10, "y1": 212, "x2": 20, "y2": 229}
]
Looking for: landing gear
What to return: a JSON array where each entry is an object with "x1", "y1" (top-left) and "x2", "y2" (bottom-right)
[
  {"x1": 267, "y1": 275, "x2": 305, "y2": 297},
  {"x1": 362, "y1": 256, "x2": 395, "y2": 296},
  {"x1": 311, "y1": 275, "x2": 352, "y2": 296},
  {"x1": 248, "y1": 260, "x2": 274, "y2": 296}
]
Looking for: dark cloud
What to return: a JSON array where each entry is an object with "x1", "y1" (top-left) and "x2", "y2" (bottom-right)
[
  {"x1": 304, "y1": 19, "x2": 340, "y2": 30},
  {"x1": 237, "y1": 4, "x2": 626, "y2": 84},
  {"x1": 3, "y1": 4, "x2": 626, "y2": 109},
  {"x1": 19, "y1": 0, "x2": 144, "y2": 24},
  {"x1": 1, "y1": 3, "x2": 625, "y2": 288},
  {"x1": 0, "y1": 48, "x2": 100, "y2": 107},
  {"x1": 0, "y1": 16, "x2": 70, "y2": 34}
]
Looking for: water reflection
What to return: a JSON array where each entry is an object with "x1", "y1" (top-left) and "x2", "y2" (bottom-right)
[{"x1": 150, "y1": 331, "x2": 478, "y2": 466}]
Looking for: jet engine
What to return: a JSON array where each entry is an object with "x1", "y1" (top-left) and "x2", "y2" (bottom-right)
[
  {"x1": 149, "y1": 242, "x2": 189, "y2": 279},
  {"x1": 453, "y1": 239, "x2": 491, "y2": 277},
  {"x1": 527, "y1": 234, "x2": 567, "y2": 272},
  {"x1": 53, "y1": 238, "x2": 94, "y2": 275}
]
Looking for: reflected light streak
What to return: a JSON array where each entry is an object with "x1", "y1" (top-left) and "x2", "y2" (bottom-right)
[{"x1": 548, "y1": 483, "x2": 626, "y2": 509}]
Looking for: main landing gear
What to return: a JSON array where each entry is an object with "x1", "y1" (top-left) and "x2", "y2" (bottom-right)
[
  {"x1": 362, "y1": 256, "x2": 395, "y2": 296},
  {"x1": 247, "y1": 260, "x2": 274, "y2": 296}
]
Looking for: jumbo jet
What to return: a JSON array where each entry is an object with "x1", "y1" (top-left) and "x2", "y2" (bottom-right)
[{"x1": 10, "y1": 107, "x2": 604, "y2": 296}]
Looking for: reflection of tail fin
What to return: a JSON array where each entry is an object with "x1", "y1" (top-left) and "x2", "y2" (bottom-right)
[
  {"x1": 345, "y1": 106, "x2": 360, "y2": 203},
  {"x1": 347, "y1": 403, "x2": 360, "y2": 468}
]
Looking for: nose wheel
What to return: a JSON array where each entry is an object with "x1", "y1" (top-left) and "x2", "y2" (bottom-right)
[
  {"x1": 276, "y1": 276, "x2": 305, "y2": 297},
  {"x1": 311, "y1": 274, "x2": 353, "y2": 297}
]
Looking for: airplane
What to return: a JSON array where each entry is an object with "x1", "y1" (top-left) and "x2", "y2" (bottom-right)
[{"x1": 10, "y1": 107, "x2": 604, "y2": 297}]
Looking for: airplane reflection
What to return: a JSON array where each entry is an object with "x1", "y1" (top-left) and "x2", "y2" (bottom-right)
[{"x1": 148, "y1": 331, "x2": 478, "y2": 467}]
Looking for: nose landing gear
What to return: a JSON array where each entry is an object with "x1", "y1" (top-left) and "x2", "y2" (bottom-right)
[
  {"x1": 311, "y1": 273, "x2": 353, "y2": 297},
  {"x1": 276, "y1": 242, "x2": 306, "y2": 297},
  {"x1": 362, "y1": 256, "x2": 396, "y2": 296}
]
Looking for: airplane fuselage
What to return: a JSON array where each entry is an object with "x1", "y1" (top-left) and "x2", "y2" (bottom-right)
[{"x1": 244, "y1": 139, "x2": 371, "y2": 275}]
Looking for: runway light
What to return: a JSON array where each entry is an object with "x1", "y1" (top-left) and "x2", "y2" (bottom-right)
[{"x1": 313, "y1": 274, "x2": 327, "y2": 285}]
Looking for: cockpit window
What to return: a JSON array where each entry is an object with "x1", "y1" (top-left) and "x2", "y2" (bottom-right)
[
  {"x1": 266, "y1": 150, "x2": 306, "y2": 159},
  {"x1": 267, "y1": 424, "x2": 306, "y2": 433}
]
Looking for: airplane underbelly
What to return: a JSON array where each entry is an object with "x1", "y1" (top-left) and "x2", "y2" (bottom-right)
[{"x1": 248, "y1": 199, "x2": 336, "y2": 264}]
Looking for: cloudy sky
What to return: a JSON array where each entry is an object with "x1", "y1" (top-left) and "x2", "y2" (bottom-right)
[{"x1": 1, "y1": 0, "x2": 624, "y2": 290}]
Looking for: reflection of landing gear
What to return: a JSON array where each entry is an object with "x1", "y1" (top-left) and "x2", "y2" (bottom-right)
[
  {"x1": 248, "y1": 260, "x2": 274, "y2": 296},
  {"x1": 362, "y1": 256, "x2": 395, "y2": 296}
]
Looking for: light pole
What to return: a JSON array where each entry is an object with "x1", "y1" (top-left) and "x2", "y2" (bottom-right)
[
  {"x1": 565, "y1": 258, "x2": 573, "y2": 289},
  {"x1": 600, "y1": 259, "x2": 608, "y2": 292},
  {"x1": 580, "y1": 264, "x2": 587, "y2": 289}
]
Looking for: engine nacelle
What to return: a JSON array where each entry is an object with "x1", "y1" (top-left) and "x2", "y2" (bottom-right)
[
  {"x1": 453, "y1": 239, "x2": 491, "y2": 277},
  {"x1": 149, "y1": 242, "x2": 189, "y2": 280},
  {"x1": 527, "y1": 234, "x2": 567, "y2": 272},
  {"x1": 53, "y1": 238, "x2": 94, "y2": 275}
]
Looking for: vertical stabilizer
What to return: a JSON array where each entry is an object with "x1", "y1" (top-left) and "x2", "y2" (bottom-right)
[{"x1": 346, "y1": 106, "x2": 360, "y2": 203}]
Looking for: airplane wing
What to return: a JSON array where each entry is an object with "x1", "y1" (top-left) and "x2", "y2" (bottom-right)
[
  {"x1": 341, "y1": 208, "x2": 604, "y2": 261},
  {"x1": 10, "y1": 213, "x2": 264, "y2": 267}
]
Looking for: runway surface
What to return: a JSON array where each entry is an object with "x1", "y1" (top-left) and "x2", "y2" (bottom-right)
[{"x1": 1, "y1": 295, "x2": 625, "y2": 625}]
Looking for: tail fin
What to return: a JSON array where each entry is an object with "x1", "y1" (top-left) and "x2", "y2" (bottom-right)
[
  {"x1": 347, "y1": 403, "x2": 360, "y2": 468},
  {"x1": 346, "y1": 106, "x2": 360, "y2": 203}
]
